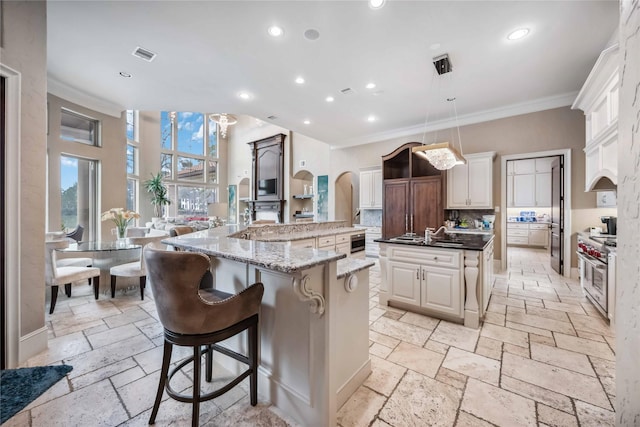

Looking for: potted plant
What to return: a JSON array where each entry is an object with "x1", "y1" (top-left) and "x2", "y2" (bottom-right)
[{"x1": 144, "y1": 172, "x2": 171, "y2": 222}]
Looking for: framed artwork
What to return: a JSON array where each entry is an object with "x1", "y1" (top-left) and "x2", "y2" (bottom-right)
[{"x1": 228, "y1": 185, "x2": 237, "y2": 224}]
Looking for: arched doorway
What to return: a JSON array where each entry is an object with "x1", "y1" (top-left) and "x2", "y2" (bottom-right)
[{"x1": 335, "y1": 172, "x2": 356, "y2": 226}]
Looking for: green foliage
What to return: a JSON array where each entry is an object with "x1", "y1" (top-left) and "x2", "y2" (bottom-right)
[{"x1": 144, "y1": 172, "x2": 171, "y2": 217}]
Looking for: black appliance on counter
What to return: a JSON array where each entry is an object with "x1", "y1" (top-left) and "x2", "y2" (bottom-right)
[{"x1": 600, "y1": 216, "x2": 617, "y2": 235}]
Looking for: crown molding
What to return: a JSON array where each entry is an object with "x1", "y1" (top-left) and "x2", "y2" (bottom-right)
[
  {"x1": 48, "y1": 75, "x2": 124, "y2": 117},
  {"x1": 332, "y1": 91, "x2": 579, "y2": 149}
]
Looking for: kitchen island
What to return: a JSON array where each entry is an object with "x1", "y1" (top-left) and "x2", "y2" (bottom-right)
[
  {"x1": 163, "y1": 223, "x2": 373, "y2": 427},
  {"x1": 377, "y1": 233, "x2": 495, "y2": 328}
]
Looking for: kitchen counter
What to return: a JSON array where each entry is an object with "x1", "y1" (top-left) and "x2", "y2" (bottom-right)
[
  {"x1": 162, "y1": 223, "x2": 372, "y2": 426},
  {"x1": 376, "y1": 233, "x2": 494, "y2": 251}
]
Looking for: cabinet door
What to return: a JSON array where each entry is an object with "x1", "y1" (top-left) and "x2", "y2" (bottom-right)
[
  {"x1": 411, "y1": 177, "x2": 443, "y2": 235},
  {"x1": 446, "y1": 163, "x2": 469, "y2": 208},
  {"x1": 389, "y1": 261, "x2": 421, "y2": 306},
  {"x1": 359, "y1": 171, "x2": 373, "y2": 208},
  {"x1": 514, "y1": 159, "x2": 535, "y2": 174},
  {"x1": 528, "y1": 230, "x2": 548, "y2": 247},
  {"x1": 535, "y1": 158, "x2": 553, "y2": 173},
  {"x1": 513, "y1": 174, "x2": 535, "y2": 206},
  {"x1": 535, "y1": 172, "x2": 551, "y2": 207},
  {"x1": 383, "y1": 180, "x2": 410, "y2": 238},
  {"x1": 420, "y1": 265, "x2": 463, "y2": 318},
  {"x1": 372, "y1": 169, "x2": 383, "y2": 208},
  {"x1": 467, "y1": 156, "x2": 492, "y2": 208},
  {"x1": 482, "y1": 242, "x2": 494, "y2": 314},
  {"x1": 507, "y1": 175, "x2": 514, "y2": 207}
]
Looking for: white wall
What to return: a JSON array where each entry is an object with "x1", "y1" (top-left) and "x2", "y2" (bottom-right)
[{"x1": 616, "y1": 1, "x2": 640, "y2": 423}]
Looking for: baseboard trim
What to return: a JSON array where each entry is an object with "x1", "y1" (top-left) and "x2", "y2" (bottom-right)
[
  {"x1": 336, "y1": 358, "x2": 372, "y2": 409},
  {"x1": 19, "y1": 326, "x2": 48, "y2": 363}
]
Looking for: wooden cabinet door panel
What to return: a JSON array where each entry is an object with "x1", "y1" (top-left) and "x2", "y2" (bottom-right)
[
  {"x1": 468, "y1": 156, "x2": 492, "y2": 208},
  {"x1": 383, "y1": 180, "x2": 409, "y2": 238},
  {"x1": 411, "y1": 178, "x2": 443, "y2": 234}
]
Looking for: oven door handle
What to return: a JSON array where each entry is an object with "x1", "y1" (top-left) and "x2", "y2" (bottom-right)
[{"x1": 577, "y1": 252, "x2": 606, "y2": 269}]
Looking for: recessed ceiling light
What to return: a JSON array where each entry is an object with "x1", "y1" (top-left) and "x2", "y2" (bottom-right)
[
  {"x1": 369, "y1": 0, "x2": 385, "y2": 9},
  {"x1": 119, "y1": 71, "x2": 132, "y2": 78},
  {"x1": 295, "y1": 76, "x2": 305, "y2": 84},
  {"x1": 367, "y1": 115, "x2": 377, "y2": 122},
  {"x1": 303, "y1": 119, "x2": 311, "y2": 125},
  {"x1": 507, "y1": 28, "x2": 530, "y2": 41},
  {"x1": 238, "y1": 91, "x2": 252, "y2": 100},
  {"x1": 268, "y1": 26, "x2": 284, "y2": 37},
  {"x1": 325, "y1": 96, "x2": 335, "y2": 102},
  {"x1": 366, "y1": 82, "x2": 376, "y2": 89}
]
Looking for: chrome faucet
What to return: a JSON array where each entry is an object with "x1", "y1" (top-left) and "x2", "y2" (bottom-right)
[{"x1": 425, "y1": 225, "x2": 447, "y2": 243}]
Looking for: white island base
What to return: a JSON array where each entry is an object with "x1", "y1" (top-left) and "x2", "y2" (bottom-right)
[{"x1": 206, "y1": 256, "x2": 371, "y2": 426}]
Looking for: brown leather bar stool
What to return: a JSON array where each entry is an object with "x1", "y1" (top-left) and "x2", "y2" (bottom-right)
[{"x1": 144, "y1": 243, "x2": 264, "y2": 426}]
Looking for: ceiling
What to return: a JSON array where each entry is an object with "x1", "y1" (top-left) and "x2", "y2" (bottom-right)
[{"x1": 46, "y1": 1, "x2": 619, "y2": 148}]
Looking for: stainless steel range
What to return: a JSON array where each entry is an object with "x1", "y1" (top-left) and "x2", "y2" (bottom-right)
[{"x1": 577, "y1": 233, "x2": 616, "y2": 319}]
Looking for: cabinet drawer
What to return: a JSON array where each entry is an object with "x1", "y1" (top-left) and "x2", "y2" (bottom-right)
[
  {"x1": 509, "y1": 229, "x2": 529, "y2": 237},
  {"x1": 335, "y1": 233, "x2": 351, "y2": 244},
  {"x1": 289, "y1": 238, "x2": 316, "y2": 249},
  {"x1": 388, "y1": 246, "x2": 461, "y2": 269},
  {"x1": 507, "y1": 236, "x2": 529, "y2": 245},
  {"x1": 529, "y1": 223, "x2": 549, "y2": 230},
  {"x1": 507, "y1": 223, "x2": 529, "y2": 230},
  {"x1": 317, "y1": 235, "x2": 336, "y2": 247}
]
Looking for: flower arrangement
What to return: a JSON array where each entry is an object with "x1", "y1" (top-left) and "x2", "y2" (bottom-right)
[{"x1": 101, "y1": 208, "x2": 140, "y2": 239}]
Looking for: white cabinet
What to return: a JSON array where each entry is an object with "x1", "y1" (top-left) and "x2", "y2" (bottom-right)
[
  {"x1": 507, "y1": 158, "x2": 552, "y2": 208},
  {"x1": 572, "y1": 44, "x2": 619, "y2": 191},
  {"x1": 387, "y1": 246, "x2": 464, "y2": 319},
  {"x1": 507, "y1": 223, "x2": 549, "y2": 248},
  {"x1": 289, "y1": 238, "x2": 316, "y2": 249},
  {"x1": 360, "y1": 169, "x2": 382, "y2": 209},
  {"x1": 447, "y1": 152, "x2": 495, "y2": 209},
  {"x1": 363, "y1": 226, "x2": 381, "y2": 258},
  {"x1": 389, "y1": 260, "x2": 421, "y2": 306},
  {"x1": 481, "y1": 240, "x2": 494, "y2": 314},
  {"x1": 420, "y1": 265, "x2": 462, "y2": 318}
]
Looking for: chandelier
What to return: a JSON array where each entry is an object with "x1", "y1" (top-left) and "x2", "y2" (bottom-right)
[
  {"x1": 209, "y1": 113, "x2": 238, "y2": 138},
  {"x1": 413, "y1": 55, "x2": 467, "y2": 171}
]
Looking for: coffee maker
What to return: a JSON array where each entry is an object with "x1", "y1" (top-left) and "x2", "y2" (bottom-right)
[{"x1": 600, "y1": 216, "x2": 617, "y2": 235}]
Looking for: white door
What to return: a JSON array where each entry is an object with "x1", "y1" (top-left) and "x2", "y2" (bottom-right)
[
  {"x1": 372, "y1": 169, "x2": 383, "y2": 208},
  {"x1": 420, "y1": 265, "x2": 463, "y2": 317},
  {"x1": 468, "y1": 156, "x2": 492, "y2": 208},
  {"x1": 535, "y1": 172, "x2": 552, "y2": 207},
  {"x1": 447, "y1": 163, "x2": 469, "y2": 208},
  {"x1": 513, "y1": 174, "x2": 535, "y2": 206},
  {"x1": 389, "y1": 261, "x2": 421, "y2": 306}
]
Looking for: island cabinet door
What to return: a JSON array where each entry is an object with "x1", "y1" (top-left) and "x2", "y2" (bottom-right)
[
  {"x1": 388, "y1": 260, "x2": 421, "y2": 306},
  {"x1": 420, "y1": 265, "x2": 463, "y2": 318}
]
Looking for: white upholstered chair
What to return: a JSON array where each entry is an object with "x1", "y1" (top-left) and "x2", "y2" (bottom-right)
[
  {"x1": 109, "y1": 236, "x2": 165, "y2": 300},
  {"x1": 45, "y1": 240, "x2": 101, "y2": 314}
]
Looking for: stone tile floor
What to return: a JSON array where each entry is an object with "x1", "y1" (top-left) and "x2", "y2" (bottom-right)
[{"x1": 7, "y1": 247, "x2": 616, "y2": 426}]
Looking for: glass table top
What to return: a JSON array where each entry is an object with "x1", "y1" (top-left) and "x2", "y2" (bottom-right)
[{"x1": 58, "y1": 241, "x2": 142, "y2": 252}]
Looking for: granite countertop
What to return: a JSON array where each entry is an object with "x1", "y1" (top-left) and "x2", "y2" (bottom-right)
[
  {"x1": 162, "y1": 224, "x2": 367, "y2": 275},
  {"x1": 376, "y1": 233, "x2": 494, "y2": 251},
  {"x1": 337, "y1": 258, "x2": 376, "y2": 279},
  {"x1": 252, "y1": 226, "x2": 360, "y2": 242}
]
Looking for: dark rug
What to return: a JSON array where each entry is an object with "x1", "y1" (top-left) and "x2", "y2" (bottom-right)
[{"x1": 0, "y1": 364, "x2": 73, "y2": 424}]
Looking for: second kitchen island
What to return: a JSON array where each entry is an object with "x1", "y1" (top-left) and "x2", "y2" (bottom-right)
[{"x1": 377, "y1": 233, "x2": 495, "y2": 328}]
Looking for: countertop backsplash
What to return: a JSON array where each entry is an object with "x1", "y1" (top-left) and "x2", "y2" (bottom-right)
[
  {"x1": 360, "y1": 209, "x2": 382, "y2": 227},
  {"x1": 444, "y1": 209, "x2": 496, "y2": 228}
]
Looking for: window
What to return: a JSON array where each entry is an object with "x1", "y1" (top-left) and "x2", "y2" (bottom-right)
[
  {"x1": 126, "y1": 110, "x2": 139, "y2": 212},
  {"x1": 161, "y1": 111, "x2": 220, "y2": 216},
  {"x1": 60, "y1": 109, "x2": 100, "y2": 146},
  {"x1": 60, "y1": 155, "x2": 98, "y2": 240}
]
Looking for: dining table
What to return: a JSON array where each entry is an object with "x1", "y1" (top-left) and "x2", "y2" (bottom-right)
[{"x1": 56, "y1": 241, "x2": 142, "y2": 295}]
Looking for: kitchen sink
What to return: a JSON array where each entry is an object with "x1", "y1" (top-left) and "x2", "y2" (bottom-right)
[{"x1": 389, "y1": 235, "x2": 425, "y2": 244}]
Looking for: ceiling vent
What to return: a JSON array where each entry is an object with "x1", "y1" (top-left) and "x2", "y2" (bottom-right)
[
  {"x1": 433, "y1": 54, "x2": 452, "y2": 75},
  {"x1": 132, "y1": 46, "x2": 157, "y2": 62},
  {"x1": 267, "y1": 115, "x2": 278, "y2": 120},
  {"x1": 340, "y1": 87, "x2": 356, "y2": 95}
]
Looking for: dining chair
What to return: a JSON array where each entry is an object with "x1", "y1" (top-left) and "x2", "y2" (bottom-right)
[
  {"x1": 65, "y1": 224, "x2": 84, "y2": 242},
  {"x1": 48, "y1": 237, "x2": 93, "y2": 292},
  {"x1": 45, "y1": 240, "x2": 100, "y2": 314},
  {"x1": 144, "y1": 243, "x2": 263, "y2": 426},
  {"x1": 109, "y1": 236, "x2": 165, "y2": 300}
]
